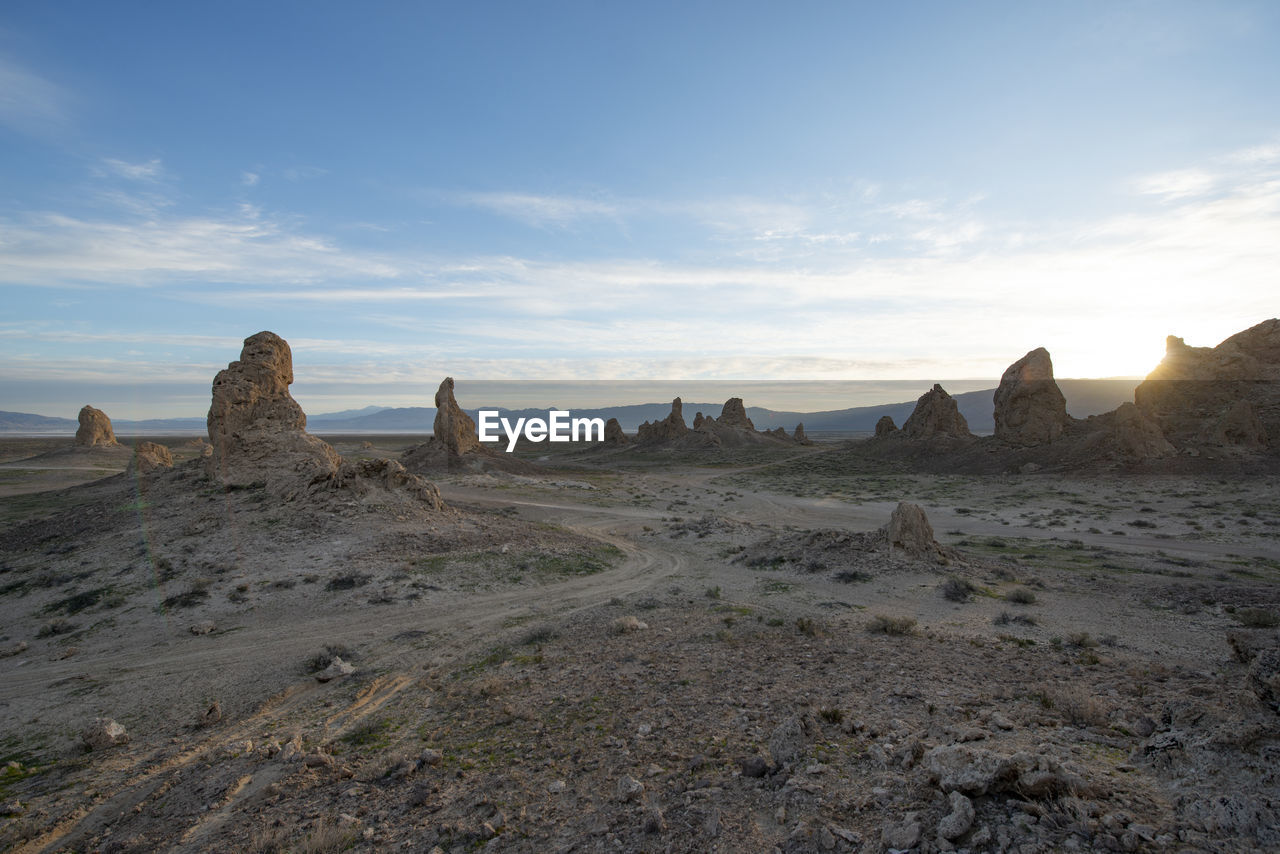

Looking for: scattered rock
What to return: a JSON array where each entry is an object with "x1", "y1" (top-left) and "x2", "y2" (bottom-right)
[
  {"x1": 81, "y1": 718, "x2": 129, "y2": 750},
  {"x1": 189, "y1": 621, "x2": 216, "y2": 636},
  {"x1": 616, "y1": 774, "x2": 644, "y2": 802},
  {"x1": 304, "y1": 751, "x2": 334, "y2": 768},
  {"x1": 881, "y1": 815, "x2": 922, "y2": 850},
  {"x1": 924, "y1": 745, "x2": 1015, "y2": 796},
  {"x1": 643, "y1": 803, "x2": 666, "y2": 833},
  {"x1": 994, "y1": 347, "x2": 1071, "y2": 445},
  {"x1": 901, "y1": 384, "x2": 973, "y2": 440},
  {"x1": 739, "y1": 755, "x2": 770, "y2": 778},
  {"x1": 611, "y1": 616, "x2": 648, "y2": 634},
  {"x1": 200, "y1": 701, "x2": 222, "y2": 727},
  {"x1": 768, "y1": 713, "x2": 810, "y2": 765},
  {"x1": 938, "y1": 791, "x2": 975, "y2": 840},
  {"x1": 75, "y1": 405, "x2": 117, "y2": 447},
  {"x1": 315, "y1": 656, "x2": 356, "y2": 682}
]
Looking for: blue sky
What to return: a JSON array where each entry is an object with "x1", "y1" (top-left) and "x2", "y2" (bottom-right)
[{"x1": 2, "y1": 1, "x2": 1279, "y2": 417}]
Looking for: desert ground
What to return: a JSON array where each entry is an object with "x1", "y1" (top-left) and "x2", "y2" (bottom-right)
[{"x1": 1, "y1": 434, "x2": 1278, "y2": 854}]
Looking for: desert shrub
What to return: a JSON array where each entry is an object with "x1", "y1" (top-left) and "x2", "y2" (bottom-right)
[
  {"x1": 818, "y1": 707, "x2": 844, "y2": 725},
  {"x1": 866, "y1": 614, "x2": 917, "y2": 636},
  {"x1": 1235, "y1": 607, "x2": 1280, "y2": 628},
  {"x1": 326, "y1": 572, "x2": 370, "y2": 591},
  {"x1": 36, "y1": 618, "x2": 77, "y2": 638},
  {"x1": 1045, "y1": 687, "x2": 1108, "y2": 727},
  {"x1": 1066, "y1": 632, "x2": 1098, "y2": 649},
  {"x1": 795, "y1": 616, "x2": 824, "y2": 637},
  {"x1": 163, "y1": 582, "x2": 209, "y2": 609},
  {"x1": 833, "y1": 569, "x2": 871, "y2": 584},
  {"x1": 993, "y1": 611, "x2": 1038, "y2": 627},
  {"x1": 519, "y1": 624, "x2": 558, "y2": 645},
  {"x1": 940, "y1": 577, "x2": 975, "y2": 602},
  {"x1": 704, "y1": 585, "x2": 721, "y2": 599},
  {"x1": 1005, "y1": 587, "x2": 1037, "y2": 605}
]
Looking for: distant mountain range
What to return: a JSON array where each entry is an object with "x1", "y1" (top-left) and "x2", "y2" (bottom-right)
[{"x1": 0, "y1": 379, "x2": 1138, "y2": 436}]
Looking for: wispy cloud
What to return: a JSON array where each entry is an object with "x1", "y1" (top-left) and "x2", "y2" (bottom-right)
[
  {"x1": 453, "y1": 191, "x2": 621, "y2": 229},
  {"x1": 1135, "y1": 168, "x2": 1216, "y2": 200},
  {"x1": 241, "y1": 171, "x2": 260, "y2": 186},
  {"x1": 0, "y1": 56, "x2": 69, "y2": 137},
  {"x1": 99, "y1": 157, "x2": 167, "y2": 182}
]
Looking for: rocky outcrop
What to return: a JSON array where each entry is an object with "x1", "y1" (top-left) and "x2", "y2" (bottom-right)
[
  {"x1": 603, "y1": 417, "x2": 630, "y2": 445},
  {"x1": 794, "y1": 423, "x2": 811, "y2": 445},
  {"x1": 994, "y1": 348, "x2": 1071, "y2": 445},
  {"x1": 129, "y1": 441, "x2": 174, "y2": 474},
  {"x1": 883, "y1": 502, "x2": 950, "y2": 563},
  {"x1": 206, "y1": 331, "x2": 341, "y2": 492},
  {"x1": 75, "y1": 405, "x2": 117, "y2": 447},
  {"x1": 716, "y1": 398, "x2": 755, "y2": 431},
  {"x1": 334, "y1": 458, "x2": 443, "y2": 509},
  {"x1": 875, "y1": 416, "x2": 899, "y2": 437},
  {"x1": 1111, "y1": 403, "x2": 1175, "y2": 460},
  {"x1": 1136, "y1": 319, "x2": 1279, "y2": 448},
  {"x1": 901, "y1": 385, "x2": 972, "y2": 440},
  {"x1": 432, "y1": 377, "x2": 482, "y2": 457},
  {"x1": 1211, "y1": 400, "x2": 1268, "y2": 448},
  {"x1": 692, "y1": 412, "x2": 706, "y2": 430},
  {"x1": 636, "y1": 398, "x2": 689, "y2": 443}
]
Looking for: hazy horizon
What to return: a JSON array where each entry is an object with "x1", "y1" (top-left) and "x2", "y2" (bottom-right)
[
  {"x1": 3, "y1": 377, "x2": 1150, "y2": 423},
  {"x1": 2, "y1": 3, "x2": 1277, "y2": 418}
]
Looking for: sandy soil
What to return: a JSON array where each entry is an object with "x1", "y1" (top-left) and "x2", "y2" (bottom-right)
[{"x1": 1, "y1": 436, "x2": 1277, "y2": 853}]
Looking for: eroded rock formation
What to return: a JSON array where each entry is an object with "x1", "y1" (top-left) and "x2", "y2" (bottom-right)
[
  {"x1": 875, "y1": 415, "x2": 899, "y2": 438},
  {"x1": 636, "y1": 398, "x2": 689, "y2": 443},
  {"x1": 206, "y1": 331, "x2": 341, "y2": 491},
  {"x1": 794, "y1": 423, "x2": 811, "y2": 444},
  {"x1": 603, "y1": 417, "x2": 630, "y2": 445},
  {"x1": 901, "y1": 384, "x2": 972, "y2": 440},
  {"x1": 994, "y1": 348, "x2": 1071, "y2": 446},
  {"x1": 1111, "y1": 403, "x2": 1175, "y2": 460},
  {"x1": 129, "y1": 440, "x2": 174, "y2": 474},
  {"x1": 1135, "y1": 320, "x2": 1279, "y2": 450},
  {"x1": 883, "y1": 501, "x2": 949, "y2": 563},
  {"x1": 75, "y1": 405, "x2": 117, "y2": 447},
  {"x1": 432, "y1": 377, "x2": 482, "y2": 457},
  {"x1": 716, "y1": 397, "x2": 755, "y2": 431}
]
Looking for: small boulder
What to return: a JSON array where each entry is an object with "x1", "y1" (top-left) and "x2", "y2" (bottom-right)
[
  {"x1": 616, "y1": 774, "x2": 644, "y2": 803},
  {"x1": 768, "y1": 713, "x2": 810, "y2": 765},
  {"x1": 315, "y1": 656, "x2": 356, "y2": 683},
  {"x1": 81, "y1": 718, "x2": 129, "y2": 750},
  {"x1": 938, "y1": 791, "x2": 975, "y2": 840},
  {"x1": 200, "y1": 701, "x2": 223, "y2": 727}
]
